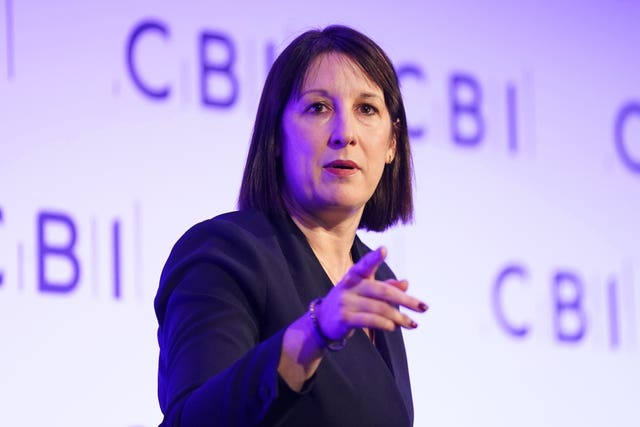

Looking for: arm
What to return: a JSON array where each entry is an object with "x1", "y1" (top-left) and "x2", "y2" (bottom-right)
[{"x1": 158, "y1": 262, "x2": 302, "y2": 427}]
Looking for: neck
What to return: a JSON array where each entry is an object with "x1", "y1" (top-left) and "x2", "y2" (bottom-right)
[{"x1": 288, "y1": 205, "x2": 361, "y2": 285}]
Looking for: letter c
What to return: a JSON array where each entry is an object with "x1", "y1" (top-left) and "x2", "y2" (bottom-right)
[
  {"x1": 126, "y1": 19, "x2": 171, "y2": 99},
  {"x1": 397, "y1": 64, "x2": 427, "y2": 140},
  {"x1": 492, "y1": 264, "x2": 530, "y2": 337},
  {"x1": 614, "y1": 102, "x2": 640, "y2": 174}
]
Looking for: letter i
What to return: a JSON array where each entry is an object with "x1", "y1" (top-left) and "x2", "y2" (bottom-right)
[
  {"x1": 112, "y1": 219, "x2": 121, "y2": 299},
  {"x1": 608, "y1": 278, "x2": 620, "y2": 349},
  {"x1": 506, "y1": 83, "x2": 518, "y2": 153}
]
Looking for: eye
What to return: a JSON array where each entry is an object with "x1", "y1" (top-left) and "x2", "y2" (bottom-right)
[
  {"x1": 305, "y1": 102, "x2": 329, "y2": 114},
  {"x1": 358, "y1": 104, "x2": 379, "y2": 115}
]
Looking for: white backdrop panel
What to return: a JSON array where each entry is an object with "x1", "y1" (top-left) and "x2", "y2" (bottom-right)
[{"x1": 1, "y1": 1, "x2": 639, "y2": 426}]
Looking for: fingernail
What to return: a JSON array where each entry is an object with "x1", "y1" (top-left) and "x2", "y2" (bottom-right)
[
  {"x1": 410, "y1": 321, "x2": 418, "y2": 328},
  {"x1": 418, "y1": 303, "x2": 428, "y2": 312}
]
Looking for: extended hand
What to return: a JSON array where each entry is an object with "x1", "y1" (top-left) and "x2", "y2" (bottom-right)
[{"x1": 316, "y1": 247, "x2": 428, "y2": 341}]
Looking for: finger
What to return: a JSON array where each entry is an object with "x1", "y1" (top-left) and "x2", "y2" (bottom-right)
[
  {"x1": 340, "y1": 246, "x2": 387, "y2": 288},
  {"x1": 359, "y1": 279, "x2": 428, "y2": 313},
  {"x1": 343, "y1": 310, "x2": 418, "y2": 331},
  {"x1": 354, "y1": 297, "x2": 417, "y2": 328},
  {"x1": 385, "y1": 279, "x2": 409, "y2": 292}
]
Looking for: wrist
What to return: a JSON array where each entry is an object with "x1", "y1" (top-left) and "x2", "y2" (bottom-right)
[{"x1": 308, "y1": 298, "x2": 348, "y2": 352}]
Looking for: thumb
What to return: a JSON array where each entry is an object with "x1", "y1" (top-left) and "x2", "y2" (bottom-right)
[{"x1": 341, "y1": 246, "x2": 387, "y2": 288}]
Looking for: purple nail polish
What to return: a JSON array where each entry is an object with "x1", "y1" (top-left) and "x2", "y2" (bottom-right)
[
  {"x1": 410, "y1": 321, "x2": 418, "y2": 328},
  {"x1": 418, "y1": 302, "x2": 428, "y2": 312}
]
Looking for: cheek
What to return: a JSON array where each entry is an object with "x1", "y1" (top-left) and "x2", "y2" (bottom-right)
[
  {"x1": 373, "y1": 134, "x2": 394, "y2": 165},
  {"x1": 282, "y1": 139, "x2": 308, "y2": 171},
  {"x1": 283, "y1": 127, "x2": 319, "y2": 166},
  {"x1": 281, "y1": 123, "x2": 300, "y2": 166},
  {"x1": 371, "y1": 158, "x2": 387, "y2": 182},
  {"x1": 281, "y1": 137, "x2": 314, "y2": 187},
  {"x1": 368, "y1": 145, "x2": 393, "y2": 182}
]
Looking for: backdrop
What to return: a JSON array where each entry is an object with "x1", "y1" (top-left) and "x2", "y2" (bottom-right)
[{"x1": 1, "y1": 1, "x2": 639, "y2": 426}]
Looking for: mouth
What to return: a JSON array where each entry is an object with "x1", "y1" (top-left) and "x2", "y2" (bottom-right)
[
  {"x1": 323, "y1": 160, "x2": 359, "y2": 170},
  {"x1": 322, "y1": 160, "x2": 359, "y2": 177}
]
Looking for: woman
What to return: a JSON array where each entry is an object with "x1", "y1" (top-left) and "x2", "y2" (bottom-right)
[{"x1": 155, "y1": 25, "x2": 428, "y2": 426}]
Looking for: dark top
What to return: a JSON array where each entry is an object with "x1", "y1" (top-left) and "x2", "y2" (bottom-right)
[{"x1": 154, "y1": 210, "x2": 414, "y2": 426}]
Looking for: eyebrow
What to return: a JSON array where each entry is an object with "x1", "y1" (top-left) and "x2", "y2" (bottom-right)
[{"x1": 297, "y1": 89, "x2": 383, "y2": 101}]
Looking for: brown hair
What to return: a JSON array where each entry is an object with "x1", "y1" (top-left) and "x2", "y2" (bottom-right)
[{"x1": 238, "y1": 25, "x2": 413, "y2": 231}]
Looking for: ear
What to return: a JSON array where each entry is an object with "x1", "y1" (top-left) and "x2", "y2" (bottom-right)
[{"x1": 386, "y1": 120, "x2": 399, "y2": 164}]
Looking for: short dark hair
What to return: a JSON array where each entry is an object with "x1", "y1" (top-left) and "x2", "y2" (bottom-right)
[{"x1": 238, "y1": 25, "x2": 413, "y2": 231}]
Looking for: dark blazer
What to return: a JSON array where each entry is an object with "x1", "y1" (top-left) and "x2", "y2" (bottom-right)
[{"x1": 155, "y1": 210, "x2": 413, "y2": 426}]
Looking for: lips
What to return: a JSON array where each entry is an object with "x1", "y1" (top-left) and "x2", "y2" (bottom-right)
[{"x1": 323, "y1": 160, "x2": 359, "y2": 177}]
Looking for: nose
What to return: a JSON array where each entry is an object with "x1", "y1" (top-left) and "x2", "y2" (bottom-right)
[{"x1": 329, "y1": 109, "x2": 356, "y2": 148}]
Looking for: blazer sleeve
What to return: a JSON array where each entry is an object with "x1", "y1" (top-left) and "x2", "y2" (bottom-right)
[{"x1": 155, "y1": 218, "x2": 308, "y2": 427}]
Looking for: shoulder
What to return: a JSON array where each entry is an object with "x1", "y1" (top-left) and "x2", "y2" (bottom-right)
[
  {"x1": 162, "y1": 209, "x2": 284, "y2": 273},
  {"x1": 154, "y1": 210, "x2": 285, "y2": 323},
  {"x1": 182, "y1": 210, "x2": 275, "y2": 243},
  {"x1": 164, "y1": 210, "x2": 281, "y2": 261}
]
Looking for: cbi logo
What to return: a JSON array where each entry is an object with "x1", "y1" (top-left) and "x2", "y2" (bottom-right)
[
  {"x1": 492, "y1": 261, "x2": 639, "y2": 351},
  {"x1": 0, "y1": 205, "x2": 141, "y2": 300}
]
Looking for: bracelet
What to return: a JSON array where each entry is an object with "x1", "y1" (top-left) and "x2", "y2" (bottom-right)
[{"x1": 308, "y1": 298, "x2": 347, "y2": 351}]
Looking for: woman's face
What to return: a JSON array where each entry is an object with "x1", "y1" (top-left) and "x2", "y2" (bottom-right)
[{"x1": 280, "y1": 52, "x2": 396, "y2": 222}]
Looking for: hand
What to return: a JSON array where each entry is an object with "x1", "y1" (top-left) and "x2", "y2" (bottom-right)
[{"x1": 316, "y1": 246, "x2": 428, "y2": 341}]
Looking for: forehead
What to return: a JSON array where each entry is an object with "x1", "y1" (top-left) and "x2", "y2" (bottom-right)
[{"x1": 297, "y1": 52, "x2": 382, "y2": 95}]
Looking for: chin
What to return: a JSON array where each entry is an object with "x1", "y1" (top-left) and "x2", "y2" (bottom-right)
[{"x1": 321, "y1": 198, "x2": 366, "y2": 214}]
